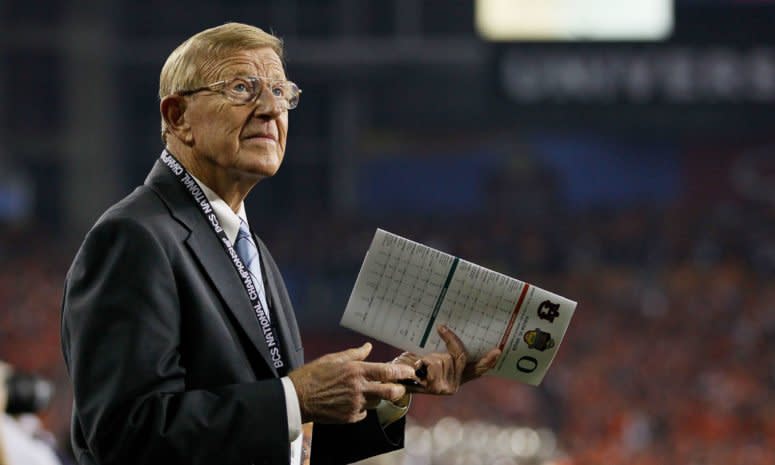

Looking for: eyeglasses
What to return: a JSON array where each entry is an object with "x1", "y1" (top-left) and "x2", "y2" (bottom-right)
[{"x1": 177, "y1": 76, "x2": 302, "y2": 110}]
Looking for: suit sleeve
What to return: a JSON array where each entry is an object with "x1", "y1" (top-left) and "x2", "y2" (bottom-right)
[
  {"x1": 61, "y1": 216, "x2": 289, "y2": 465},
  {"x1": 310, "y1": 412, "x2": 405, "y2": 465}
]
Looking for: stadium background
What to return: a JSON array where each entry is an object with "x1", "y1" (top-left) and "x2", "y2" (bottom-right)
[{"x1": 2, "y1": 1, "x2": 775, "y2": 464}]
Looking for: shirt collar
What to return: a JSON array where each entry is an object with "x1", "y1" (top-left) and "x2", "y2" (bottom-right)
[{"x1": 189, "y1": 173, "x2": 248, "y2": 245}]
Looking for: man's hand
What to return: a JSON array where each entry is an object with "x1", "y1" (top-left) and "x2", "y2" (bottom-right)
[
  {"x1": 394, "y1": 325, "x2": 501, "y2": 395},
  {"x1": 288, "y1": 343, "x2": 418, "y2": 424}
]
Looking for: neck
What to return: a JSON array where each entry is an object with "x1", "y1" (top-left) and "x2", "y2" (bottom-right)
[{"x1": 167, "y1": 143, "x2": 255, "y2": 213}]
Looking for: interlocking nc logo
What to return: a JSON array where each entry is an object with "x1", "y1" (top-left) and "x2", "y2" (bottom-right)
[{"x1": 537, "y1": 300, "x2": 560, "y2": 322}]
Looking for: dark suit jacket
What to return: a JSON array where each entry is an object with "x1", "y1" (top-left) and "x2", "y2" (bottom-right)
[{"x1": 61, "y1": 158, "x2": 404, "y2": 465}]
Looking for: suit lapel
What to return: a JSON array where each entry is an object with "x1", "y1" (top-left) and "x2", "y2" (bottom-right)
[{"x1": 145, "y1": 159, "x2": 279, "y2": 377}]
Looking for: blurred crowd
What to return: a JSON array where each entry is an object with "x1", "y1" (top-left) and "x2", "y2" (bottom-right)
[
  {"x1": 266, "y1": 195, "x2": 775, "y2": 465},
  {"x1": 2, "y1": 187, "x2": 775, "y2": 465}
]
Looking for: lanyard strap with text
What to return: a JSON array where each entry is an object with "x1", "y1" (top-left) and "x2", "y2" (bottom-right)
[{"x1": 160, "y1": 150, "x2": 286, "y2": 372}]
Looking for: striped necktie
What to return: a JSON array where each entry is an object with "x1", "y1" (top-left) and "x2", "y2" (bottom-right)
[
  {"x1": 234, "y1": 219, "x2": 271, "y2": 321},
  {"x1": 236, "y1": 219, "x2": 308, "y2": 464}
]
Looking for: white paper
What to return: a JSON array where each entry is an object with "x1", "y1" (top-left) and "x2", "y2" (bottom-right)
[{"x1": 341, "y1": 229, "x2": 577, "y2": 385}]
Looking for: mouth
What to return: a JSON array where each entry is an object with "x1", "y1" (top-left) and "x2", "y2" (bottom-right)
[{"x1": 242, "y1": 133, "x2": 277, "y2": 143}]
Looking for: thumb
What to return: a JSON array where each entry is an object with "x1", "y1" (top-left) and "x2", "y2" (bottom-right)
[
  {"x1": 465, "y1": 348, "x2": 502, "y2": 382},
  {"x1": 323, "y1": 342, "x2": 372, "y2": 363}
]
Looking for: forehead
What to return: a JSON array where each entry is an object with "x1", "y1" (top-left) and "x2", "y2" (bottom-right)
[{"x1": 209, "y1": 47, "x2": 285, "y2": 81}]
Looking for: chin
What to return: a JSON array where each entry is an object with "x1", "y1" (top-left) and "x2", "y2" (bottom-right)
[
  {"x1": 250, "y1": 158, "x2": 283, "y2": 178},
  {"x1": 238, "y1": 149, "x2": 284, "y2": 178},
  {"x1": 257, "y1": 165, "x2": 281, "y2": 178}
]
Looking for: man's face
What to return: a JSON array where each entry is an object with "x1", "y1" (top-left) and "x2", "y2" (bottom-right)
[{"x1": 185, "y1": 47, "x2": 289, "y2": 181}]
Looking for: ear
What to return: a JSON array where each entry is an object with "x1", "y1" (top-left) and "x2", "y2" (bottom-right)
[{"x1": 160, "y1": 95, "x2": 193, "y2": 145}]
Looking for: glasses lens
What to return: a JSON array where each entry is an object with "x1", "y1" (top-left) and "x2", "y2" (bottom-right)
[
  {"x1": 220, "y1": 77, "x2": 300, "y2": 109},
  {"x1": 265, "y1": 81, "x2": 300, "y2": 110},
  {"x1": 223, "y1": 78, "x2": 256, "y2": 104},
  {"x1": 283, "y1": 82, "x2": 301, "y2": 109}
]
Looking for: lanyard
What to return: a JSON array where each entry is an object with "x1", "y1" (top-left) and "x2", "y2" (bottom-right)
[{"x1": 160, "y1": 150, "x2": 286, "y2": 372}]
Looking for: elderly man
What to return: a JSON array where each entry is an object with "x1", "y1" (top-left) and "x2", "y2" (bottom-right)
[{"x1": 61, "y1": 23, "x2": 500, "y2": 465}]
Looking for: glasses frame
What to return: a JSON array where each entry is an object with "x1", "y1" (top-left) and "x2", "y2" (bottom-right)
[{"x1": 176, "y1": 76, "x2": 302, "y2": 110}]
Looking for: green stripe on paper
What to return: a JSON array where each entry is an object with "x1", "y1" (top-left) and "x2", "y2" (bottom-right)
[{"x1": 420, "y1": 257, "x2": 459, "y2": 347}]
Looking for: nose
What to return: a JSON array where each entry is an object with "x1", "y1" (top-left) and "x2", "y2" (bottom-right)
[{"x1": 253, "y1": 85, "x2": 284, "y2": 119}]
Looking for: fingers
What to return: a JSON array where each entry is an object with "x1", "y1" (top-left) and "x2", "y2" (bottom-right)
[
  {"x1": 407, "y1": 339, "x2": 502, "y2": 396},
  {"x1": 481, "y1": 347, "x2": 502, "y2": 367},
  {"x1": 392, "y1": 352, "x2": 419, "y2": 366},
  {"x1": 402, "y1": 353, "x2": 455, "y2": 395},
  {"x1": 473, "y1": 348, "x2": 502, "y2": 377},
  {"x1": 320, "y1": 342, "x2": 372, "y2": 364},
  {"x1": 351, "y1": 410, "x2": 368, "y2": 423},
  {"x1": 437, "y1": 325, "x2": 467, "y2": 380},
  {"x1": 363, "y1": 381, "x2": 407, "y2": 403},
  {"x1": 395, "y1": 327, "x2": 469, "y2": 396},
  {"x1": 461, "y1": 347, "x2": 502, "y2": 383},
  {"x1": 403, "y1": 383, "x2": 428, "y2": 394},
  {"x1": 358, "y1": 361, "x2": 417, "y2": 382},
  {"x1": 437, "y1": 325, "x2": 466, "y2": 358},
  {"x1": 289, "y1": 342, "x2": 442, "y2": 424}
]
